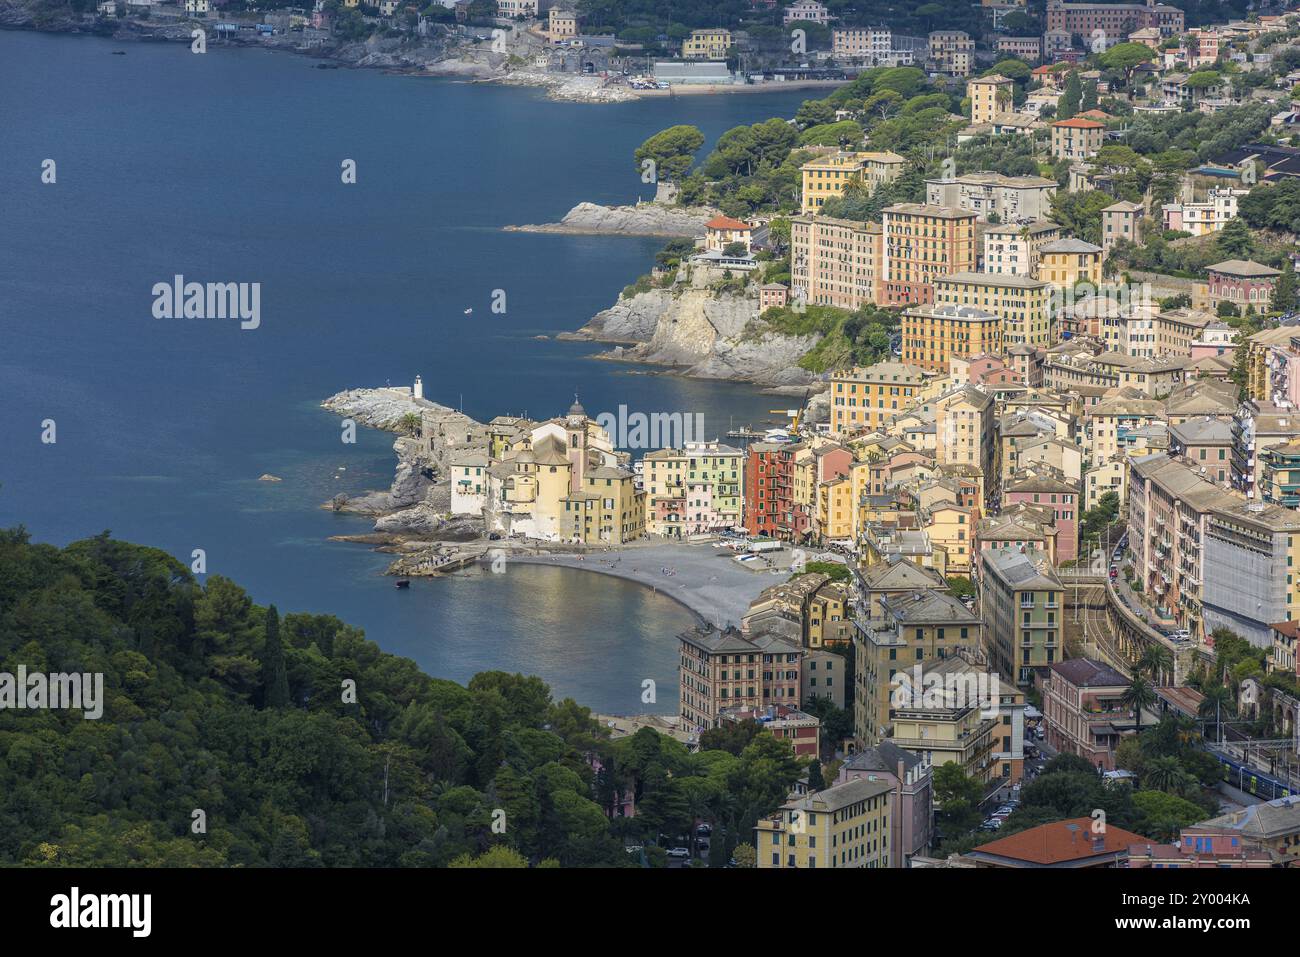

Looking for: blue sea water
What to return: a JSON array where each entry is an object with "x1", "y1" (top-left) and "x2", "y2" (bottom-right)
[{"x1": 0, "y1": 30, "x2": 814, "y2": 713}]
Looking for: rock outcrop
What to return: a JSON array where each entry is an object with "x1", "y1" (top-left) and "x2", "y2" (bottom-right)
[
  {"x1": 320, "y1": 388, "x2": 482, "y2": 536},
  {"x1": 571, "y1": 268, "x2": 820, "y2": 391},
  {"x1": 508, "y1": 201, "x2": 715, "y2": 237}
]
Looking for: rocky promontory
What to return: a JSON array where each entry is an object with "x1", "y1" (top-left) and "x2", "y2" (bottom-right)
[
  {"x1": 567, "y1": 268, "x2": 821, "y2": 392},
  {"x1": 507, "y1": 201, "x2": 716, "y2": 238}
]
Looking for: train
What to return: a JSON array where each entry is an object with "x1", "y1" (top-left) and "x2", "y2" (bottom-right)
[{"x1": 1216, "y1": 752, "x2": 1295, "y2": 801}]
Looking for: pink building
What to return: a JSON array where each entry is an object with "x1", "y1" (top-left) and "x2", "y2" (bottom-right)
[
  {"x1": 1002, "y1": 472, "x2": 1079, "y2": 563},
  {"x1": 1206, "y1": 260, "x2": 1281, "y2": 311},
  {"x1": 760, "y1": 283, "x2": 789, "y2": 310},
  {"x1": 836, "y1": 741, "x2": 933, "y2": 867},
  {"x1": 1043, "y1": 658, "x2": 1132, "y2": 771}
]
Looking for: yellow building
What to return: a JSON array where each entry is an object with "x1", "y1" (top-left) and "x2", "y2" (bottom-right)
[
  {"x1": 889, "y1": 656, "x2": 1000, "y2": 782},
  {"x1": 901, "y1": 303, "x2": 1003, "y2": 373},
  {"x1": 853, "y1": 589, "x2": 982, "y2": 744},
  {"x1": 1245, "y1": 326, "x2": 1297, "y2": 403},
  {"x1": 1037, "y1": 238, "x2": 1103, "y2": 288},
  {"x1": 800, "y1": 151, "x2": 907, "y2": 215},
  {"x1": 829, "y1": 361, "x2": 931, "y2": 436},
  {"x1": 755, "y1": 777, "x2": 893, "y2": 868},
  {"x1": 682, "y1": 28, "x2": 732, "y2": 59},
  {"x1": 934, "y1": 272, "x2": 1053, "y2": 348},
  {"x1": 923, "y1": 502, "x2": 975, "y2": 575},
  {"x1": 560, "y1": 466, "x2": 646, "y2": 544},
  {"x1": 808, "y1": 580, "x2": 851, "y2": 648},
  {"x1": 548, "y1": 7, "x2": 577, "y2": 38},
  {"x1": 1050, "y1": 117, "x2": 1105, "y2": 161},
  {"x1": 967, "y1": 74, "x2": 1015, "y2": 125},
  {"x1": 817, "y1": 476, "x2": 856, "y2": 541}
]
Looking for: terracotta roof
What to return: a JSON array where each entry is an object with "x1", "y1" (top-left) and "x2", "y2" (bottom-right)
[
  {"x1": 1052, "y1": 117, "x2": 1105, "y2": 129},
  {"x1": 970, "y1": 817, "x2": 1147, "y2": 866},
  {"x1": 705, "y1": 215, "x2": 752, "y2": 231}
]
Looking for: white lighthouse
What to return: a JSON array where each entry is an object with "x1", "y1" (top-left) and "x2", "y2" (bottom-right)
[{"x1": 413, "y1": 375, "x2": 424, "y2": 400}]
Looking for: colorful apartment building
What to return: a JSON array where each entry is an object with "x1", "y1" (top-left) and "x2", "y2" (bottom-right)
[
  {"x1": 1044, "y1": 0, "x2": 1184, "y2": 37},
  {"x1": 1003, "y1": 472, "x2": 1079, "y2": 562},
  {"x1": 829, "y1": 361, "x2": 931, "y2": 435},
  {"x1": 1042, "y1": 658, "x2": 1133, "y2": 771},
  {"x1": 1050, "y1": 117, "x2": 1105, "y2": 161},
  {"x1": 853, "y1": 589, "x2": 982, "y2": 745},
  {"x1": 744, "y1": 442, "x2": 805, "y2": 541},
  {"x1": 980, "y1": 547, "x2": 1065, "y2": 686},
  {"x1": 755, "y1": 777, "x2": 893, "y2": 869},
  {"x1": 836, "y1": 741, "x2": 933, "y2": 866},
  {"x1": 800, "y1": 151, "x2": 907, "y2": 215},
  {"x1": 934, "y1": 272, "x2": 1053, "y2": 348},
  {"x1": 791, "y1": 215, "x2": 881, "y2": 309},
  {"x1": 901, "y1": 303, "x2": 1003, "y2": 372},
  {"x1": 678, "y1": 625, "x2": 803, "y2": 735},
  {"x1": 879, "y1": 204, "x2": 979, "y2": 306}
]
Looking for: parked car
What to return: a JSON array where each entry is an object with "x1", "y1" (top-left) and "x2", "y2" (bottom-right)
[
  {"x1": 666, "y1": 847, "x2": 690, "y2": 859},
  {"x1": 696, "y1": 823, "x2": 712, "y2": 836},
  {"x1": 1110, "y1": 566, "x2": 1118, "y2": 579}
]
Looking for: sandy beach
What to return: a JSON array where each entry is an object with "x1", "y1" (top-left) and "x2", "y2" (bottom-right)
[{"x1": 510, "y1": 542, "x2": 789, "y2": 626}]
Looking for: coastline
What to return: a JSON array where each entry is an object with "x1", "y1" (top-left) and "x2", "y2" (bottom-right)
[
  {"x1": 0, "y1": 15, "x2": 846, "y2": 104},
  {"x1": 509, "y1": 543, "x2": 781, "y2": 627}
]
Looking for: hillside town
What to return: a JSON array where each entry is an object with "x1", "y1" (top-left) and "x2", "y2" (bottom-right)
[
  {"x1": 12, "y1": 0, "x2": 1300, "y2": 898},
  {"x1": 302, "y1": 0, "x2": 1300, "y2": 871}
]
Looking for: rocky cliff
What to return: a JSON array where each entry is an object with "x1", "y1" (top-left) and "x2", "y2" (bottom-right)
[
  {"x1": 507, "y1": 201, "x2": 716, "y2": 237},
  {"x1": 320, "y1": 388, "x2": 477, "y2": 534},
  {"x1": 569, "y1": 268, "x2": 820, "y2": 392}
]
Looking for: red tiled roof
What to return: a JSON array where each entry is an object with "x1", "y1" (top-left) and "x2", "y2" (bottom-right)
[
  {"x1": 1053, "y1": 117, "x2": 1105, "y2": 129},
  {"x1": 972, "y1": 818, "x2": 1148, "y2": 866},
  {"x1": 705, "y1": 215, "x2": 752, "y2": 231}
]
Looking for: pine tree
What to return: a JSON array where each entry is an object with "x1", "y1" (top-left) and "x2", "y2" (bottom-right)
[
  {"x1": 262, "y1": 605, "x2": 290, "y2": 709},
  {"x1": 1216, "y1": 217, "x2": 1254, "y2": 258}
]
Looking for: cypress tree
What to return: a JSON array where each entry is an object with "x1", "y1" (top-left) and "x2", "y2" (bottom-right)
[
  {"x1": 1274, "y1": 260, "x2": 1298, "y2": 313},
  {"x1": 1059, "y1": 71, "x2": 1082, "y2": 121},
  {"x1": 263, "y1": 605, "x2": 290, "y2": 709}
]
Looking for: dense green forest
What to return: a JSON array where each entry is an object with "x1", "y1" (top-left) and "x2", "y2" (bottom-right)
[{"x1": 0, "y1": 527, "x2": 805, "y2": 867}]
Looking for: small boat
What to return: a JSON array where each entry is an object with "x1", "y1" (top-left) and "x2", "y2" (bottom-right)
[
  {"x1": 111, "y1": 50, "x2": 126, "y2": 55},
  {"x1": 394, "y1": 579, "x2": 410, "y2": 589},
  {"x1": 463, "y1": 308, "x2": 473, "y2": 315}
]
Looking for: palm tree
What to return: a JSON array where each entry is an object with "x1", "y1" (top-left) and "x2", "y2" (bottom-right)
[
  {"x1": 1137, "y1": 645, "x2": 1174, "y2": 686},
  {"x1": 1121, "y1": 674, "x2": 1157, "y2": 733},
  {"x1": 398, "y1": 412, "x2": 422, "y2": 437},
  {"x1": 1198, "y1": 684, "x2": 1234, "y2": 743},
  {"x1": 1143, "y1": 755, "x2": 1195, "y2": 795}
]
